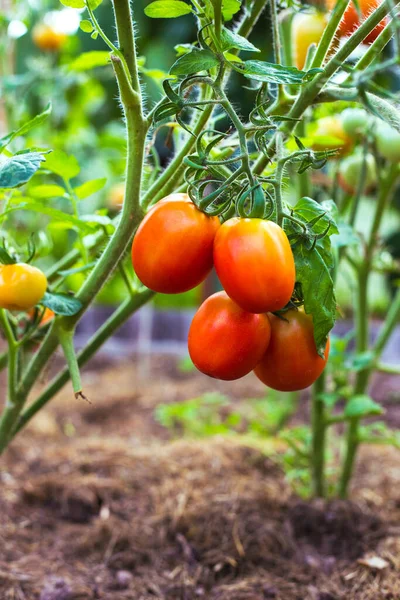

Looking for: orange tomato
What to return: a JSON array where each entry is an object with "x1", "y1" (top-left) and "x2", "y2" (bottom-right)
[
  {"x1": 213, "y1": 218, "x2": 295, "y2": 314},
  {"x1": 132, "y1": 193, "x2": 220, "y2": 294},
  {"x1": 188, "y1": 291, "x2": 271, "y2": 380},
  {"x1": 326, "y1": 0, "x2": 388, "y2": 44},
  {"x1": 28, "y1": 307, "x2": 55, "y2": 327},
  {"x1": 32, "y1": 23, "x2": 67, "y2": 52},
  {"x1": 311, "y1": 116, "x2": 353, "y2": 157},
  {"x1": 254, "y1": 309, "x2": 330, "y2": 391}
]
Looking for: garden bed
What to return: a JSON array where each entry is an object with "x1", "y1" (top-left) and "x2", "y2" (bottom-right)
[{"x1": 1, "y1": 356, "x2": 400, "y2": 600}]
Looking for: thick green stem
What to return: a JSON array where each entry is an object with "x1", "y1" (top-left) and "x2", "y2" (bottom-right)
[
  {"x1": 10, "y1": 289, "x2": 153, "y2": 442},
  {"x1": 338, "y1": 419, "x2": 359, "y2": 498},
  {"x1": 0, "y1": 310, "x2": 19, "y2": 452},
  {"x1": 311, "y1": 371, "x2": 327, "y2": 497},
  {"x1": 112, "y1": 0, "x2": 141, "y2": 94},
  {"x1": 311, "y1": 0, "x2": 350, "y2": 69}
]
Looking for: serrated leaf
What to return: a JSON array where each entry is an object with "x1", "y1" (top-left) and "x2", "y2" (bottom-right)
[
  {"x1": 80, "y1": 20, "x2": 94, "y2": 33},
  {"x1": 221, "y1": 27, "x2": 259, "y2": 53},
  {"x1": 44, "y1": 150, "x2": 80, "y2": 180},
  {"x1": 233, "y1": 60, "x2": 306, "y2": 84},
  {"x1": 170, "y1": 49, "x2": 220, "y2": 76},
  {"x1": 344, "y1": 395, "x2": 384, "y2": 419},
  {"x1": 74, "y1": 178, "x2": 106, "y2": 199},
  {"x1": 29, "y1": 184, "x2": 66, "y2": 199},
  {"x1": 42, "y1": 291, "x2": 82, "y2": 316},
  {"x1": 0, "y1": 151, "x2": 47, "y2": 188},
  {"x1": 222, "y1": 0, "x2": 241, "y2": 20},
  {"x1": 293, "y1": 244, "x2": 336, "y2": 356},
  {"x1": 293, "y1": 197, "x2": 339, "y2": 235},
  {"x1": 68, "y1": 51, "x2": 110, "y2": 72},
  {"x1": 145, "y1": 0, "x2": 192, "y2": 17}
]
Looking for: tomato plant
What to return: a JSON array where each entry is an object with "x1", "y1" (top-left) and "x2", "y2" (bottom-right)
[
  {"x1": 375, "y1": 121, "x2": 400, "y2": 162},
  {"x1": 0, "y1": 264, "x2": 47, "y2": 311},
  {"x1": 254, "y1": 310, "x2": 330, "y2": 392},
  {"x1": 188, "y1": 291, "x2": 271, "y2": 380},
  {"x1": 311, "y1": 116, "x2": 353, "y2": 156},
  {"x1": 132, "y1": 194, "x2": 220, "y2": 293},
  {"x1": 337, "y1": 152, "x2": 377, "y2": 194},
  {"x1": 213, "y1": 218, "x2": 295, "y2": 314},
  {"x1": 292, "y1": 11, "x2": 328, "y2": 70},
  {"x1": 326, "y1": 0, "x2": 388, "y2": 43}
]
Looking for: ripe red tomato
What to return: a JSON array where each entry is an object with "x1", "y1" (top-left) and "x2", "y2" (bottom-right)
[
  {"x1": 132, "y1": 193, "x2": 220, "y2": 294},
  {"x1": 254, "y1": 309, "x2": 330, "y2": 392},
  {"x1": 213, "y1": 218, "x2": 295, "y2": 314},
  {"x1": 292, "y1": 12, "x2": 328, "y2": 70},
  {"x1": 188, "y1": 291, "x2": 271, "y2": 380},
  {"x1": 326, "y1": 0, "x2": 388, "y2": 44}
]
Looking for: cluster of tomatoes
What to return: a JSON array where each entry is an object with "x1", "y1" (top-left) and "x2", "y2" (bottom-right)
[
  {"x1": 293, "y1": 0, "x2": 387, "y2": 71},
  {"x1": 132, "y1": 193, "x2": 330, "y2": 392}
]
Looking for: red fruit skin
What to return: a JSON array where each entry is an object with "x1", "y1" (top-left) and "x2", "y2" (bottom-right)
[
  {"x1": 132, "y1": 194, "x2": 220, "y2": 294},
  {"x1": 254, "y1": 309, "x2": 330, "y2": 392},
  {"x1": 326, "y1": 0, "x2": 388, "y2": 44},
  {"x1": 188, "y1": 291, "x2": 272, "y2": 381},
  {"x1": 213, "y1": 218, "x2": 296, "y2": 314}
]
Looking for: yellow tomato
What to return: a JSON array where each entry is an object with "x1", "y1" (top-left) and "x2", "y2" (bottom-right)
[
  {"x1": 292, "y1": 12, "x2": 328, "y2": 70},
  {"x1": 0, "y1": 264, "x2": 47, "y2": 311},
  {"x1": 32, "y1": 23, "x2": 67, "y2": 52}
]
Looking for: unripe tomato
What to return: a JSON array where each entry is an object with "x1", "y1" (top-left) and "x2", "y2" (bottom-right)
[
  {"x1": 292, "y1": 12, "x2": 328, "y2": 70},
  {"x1": 325, "y1": 0, "x2": 388, "y2": 44},
  {"x1": 311, "y1": 116, "x2": 353, "y2": 157},
  {"x1": 213, "y1": 218, "x2": 295, "y2": 314},
  {"x1": 338, "y1": 152, "x2": 377, "y2": 194},
  {"x1": 107, "y1": 183, "x2": 125, "y2": 210},
  {"x1": 340, "y1": 108, "x2": 373, "y2": 138},
  {"x1": 375, "y1": 121, "x2": 400, "y2": 162},
  {"x1": 188, "y1": 291, "x2": 271, "y2": 380},
  {"x1": 32, "y1": 23, "x2": 67, "y2": 52},
  {"x1": 254, "y1": 309, "x2": 330, "y2": 392},
  {"x1": 0, "y1": 263, "x2": 47, "y2": 311},
  {"x1": 132, "y1": 193, "x2": 220, "y2": 294}
]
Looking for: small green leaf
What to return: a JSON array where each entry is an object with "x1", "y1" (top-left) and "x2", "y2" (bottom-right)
[
  {"x1": 15, "y1": 202, "x2": 95, "y2": 233},
  {"x1": 170, "y1": 49, "x2": 220, "y2": 76},
  {"x1": 144, "y1": 0, "x2": 192, "y2": 17},
  {"x1": 60, "y1": 0, "x2": 85, "y2": 7},
  {"x1": 80, "y1": 20, "x2": 94, "y2": 33},
  {"x1": 222, "y1": 0, "x2": 241, "y2": 20},
  {"x1": 42, "y1": 292, "x2": 83, "y2": 316},
  {"x1": 58, "y1": 262, "x2": 96, "y2": 277},
  {"x1": 344, "y1": 395, "x2": 384, "y2": 419},
  {"x1": 74, "y1": 178, "x2": 106, "y2": 199},
  {"x1": 44, "y1": 150, "x2": 80, "y2": 180},
  {"x1": 68, "y1": 51, "x2": 110, "y2": 72},
  {"x1": 80, "y1": 214, "x2": 114, "y2": 227},
  {"x1": 29, "y1": 184, "x2": 66, "y2": 199},
  {"x1": 233, "y1": 60, "x2": 306, "y2": 84},
  {"x1": 0, "y1": 104, "x2": 52, "y2": 152},
  {"x1": 0, "y1": 247, "x2": 16, "y2": 265},
  {"x1": 319, "y1": 392, "x2": 340, "y2": 409},
  {"x1": 347, "y1": 351, "x2": 375, "y2": 372},
  {"x1": 221, "y1": 27, "x2": 259, "y2": 53},
  {"x1": 0, "y1": 151, "x2": 47, "y2": 189},
  {"x1": 293, "y1": 197, "x2": 339, "y2": 235}
]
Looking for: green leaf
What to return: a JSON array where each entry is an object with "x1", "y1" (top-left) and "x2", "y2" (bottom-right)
[
  {"x1": 344, "y1": 395, "x2": 384, "y2": 419},
  {"x1": 60, "y1": 0, "x2": 85, "y2": 7},
  {"x1": 80, "y1": 214, "x2": 113, "y2": 227},
  {"x1": 80, "y1": 20, "x2": 94, "y2": 33},
  {"x1": 319, "y1": 392, "x2": 340, "y2": 409},
  {"x1": 347, "y1": 351, "x2": 375, "y2": 372},
  {"x1": 233, "y1": 60, "x2": 306, "y2": 84},
  {"x1": 58, "y1": 262, "x2": 96, "y2": 277},
  {"x1": 293, "y1": 197, "x2": 339, "y2": 235},
  {"x1": 0, "y1": 151, "x2": 47, "y2": 189},
  {"x1": 29, "y1": 184, "x2": 66, "y2": 199},
  {"x1": 222, "y1": 0, "x2": 241, "y2": 20},
  {"x1": 42, "y1": 292, "x2": 83, "y2": 316},
  {"x1": 68, "y1": 51, "x2": 110, "y2": 72},
  {"x1": 221, "y1": 27, "x2": 259, "y2": 53},
  {"x1": 0, "y1": 103, "x2": 52, "y2": 152},
  {"x1": 170, "y1": 49, "x2": 220, "y2": 76},
  {"x1": 74, "y1": 178, "x2": 106, "y2": 199},
  {"x1": 145, "y1": 0, "x2": 192, "y2": 17},
  {"x1": 44, "y1": 150, "x2": 80, "y2": 180},
  {"x1": 0, "y1": 247, "x2": 16, "y2": 265},
  {"x1": 293, "y1": 243, "x2": 336, "y2": 356},
  {"x1": 14, "y1": 202, "x2": 95, "y2": 233}
]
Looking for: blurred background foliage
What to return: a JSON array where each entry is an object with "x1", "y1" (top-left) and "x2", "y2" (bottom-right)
[{"x1": 0, "y1": 0, "x2": 399, "y2": 312}]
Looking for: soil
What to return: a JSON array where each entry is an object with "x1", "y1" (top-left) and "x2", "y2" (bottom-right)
[{"x1": 1, "y1": 355, "x2": 400, "y2": 600}]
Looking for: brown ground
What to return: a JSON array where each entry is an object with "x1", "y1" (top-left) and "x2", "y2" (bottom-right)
[{"x1": 1, "y1": 355, "x2": 400, "y2": 600}]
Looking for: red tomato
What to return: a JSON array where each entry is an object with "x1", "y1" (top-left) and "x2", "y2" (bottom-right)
[
  {"x1": 188, "y1": 291, "x2": 271, "y2": 380},
  {"x1": 326, "y1": 0, "x2": 388, "y2": 44},
  {"x1": 292, "y1": 12, "x2": 328, "y2": 70},
  {"x1": 132, "y1": 193, "x2": 220, "y2": 294},
  {"x1": 213, "y1": 218, "x2": 295, "y2": 314},
  {"x1": 254, "y1": 309, "x2": 330, "y2": 392}
]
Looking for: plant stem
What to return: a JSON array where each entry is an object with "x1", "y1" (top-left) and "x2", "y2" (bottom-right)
[
  {"x1": 311, "y1": 0, "x2": 350, "y2": 69},
  {"x1": 311, "y1": 371, "x2": 327, "y2": 497},
  {"x1": 338, "y1": 419, "x2": 359, "y2": 498},
  {"x1": 9, "y1": 289, "x2": 153, "y2": 444},
  {"x1": 112, "y1": 0, "x2": 141, "y2": 93},
  {"x1": 0, "y1": 310, "x2": 19, "y2": 451}
]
